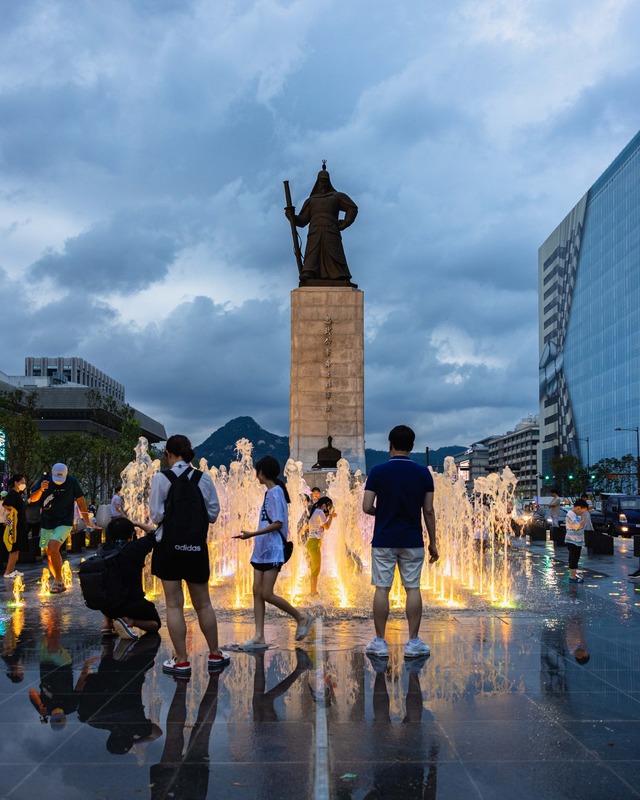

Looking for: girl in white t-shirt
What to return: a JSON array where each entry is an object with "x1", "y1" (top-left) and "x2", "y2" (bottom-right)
[
  {"x1": 236, "y1": 456, "x2": 313, "y2": 650},
  {"x1": 306, "y1": 497, "x2": 335, "y2": 596}
]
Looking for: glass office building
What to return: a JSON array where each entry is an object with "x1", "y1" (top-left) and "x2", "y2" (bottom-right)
[{"x1": 539, "y1": 131, "x2": 640, "y2": 482}]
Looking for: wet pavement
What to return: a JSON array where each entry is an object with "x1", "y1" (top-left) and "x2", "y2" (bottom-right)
[{"x1": 1, "y1": 536, "x2": 640, "y2": 800}]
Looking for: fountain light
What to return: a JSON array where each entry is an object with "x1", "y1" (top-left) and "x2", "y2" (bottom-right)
[
  {"x1": 39, "y1": 568, "x2": 51, "y2": 597},
  {"x1": 8, "y1": 576, "x2": 25, "y2": 608}
]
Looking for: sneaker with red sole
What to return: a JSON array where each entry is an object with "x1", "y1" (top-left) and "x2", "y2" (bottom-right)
[
  {"x1": 208, "y1": 651, "x2": 231, "y2": 672},
  {"x1": 162, "y1": 657, "x2": 191, "y2": 677}
]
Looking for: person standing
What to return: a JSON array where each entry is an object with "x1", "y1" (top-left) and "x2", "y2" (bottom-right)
[
  {"x1": 362, "y1": 425, "x2": 438, "y2": 660},
  {"x1": 306, "y1": 496, "x2": 335, "y2": 596},
  {"x1": 549, "y1": 490, "x2": 561, "y2": 542},
  {"x1": 149, "y1": 434, "x2": 229, "y2": 679},
  {"x1": 29, "y1": 464, "x2": 96, "y2": 593},
  {"x1": 3, "y1": 474, "x2": 29, "y2": 579},
  {"x1": 565, "y1": 499, "x2": 588, "y2": 583},
  {"x1": 236, "y1": 455, "x2": 313, "y2": 650}
]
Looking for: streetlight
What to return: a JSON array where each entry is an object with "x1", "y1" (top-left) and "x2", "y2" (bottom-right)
[{"x1": 614, "y1": 426, "x2": 640, "y2": 494}]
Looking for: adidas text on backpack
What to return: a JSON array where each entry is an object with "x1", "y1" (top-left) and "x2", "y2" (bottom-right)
[
  {"x1": 161, "y1": 467, "x2": 210, "y2": 557},
  {"x1": 78, "y1": 542, "x2": 128, "y2": 610}
]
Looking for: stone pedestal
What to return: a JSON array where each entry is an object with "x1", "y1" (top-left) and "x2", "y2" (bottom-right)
[{"x1": 290, "y1": 287, "x2": 365, "y2": 474}]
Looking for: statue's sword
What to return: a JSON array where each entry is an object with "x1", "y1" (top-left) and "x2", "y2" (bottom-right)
[{"x1": 283, "y1": 180, "x2": 304, "y2": 275}]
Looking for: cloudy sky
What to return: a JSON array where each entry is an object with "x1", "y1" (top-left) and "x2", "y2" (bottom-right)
[{"x1": 1, "y1": 0, "x2": 639, "y2": 452}]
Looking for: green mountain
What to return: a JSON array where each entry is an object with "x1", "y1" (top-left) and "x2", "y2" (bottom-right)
[
  {"x1": 194, "y1": 416, "x2": 289, "y2": 468},
  {"x1": 195, "y1": 416, "x2": 464, "y2": 472}
]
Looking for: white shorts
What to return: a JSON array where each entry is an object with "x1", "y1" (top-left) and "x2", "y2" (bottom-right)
[{"x1": 371, "y1": 547, "x2": 425, "y2": 589}]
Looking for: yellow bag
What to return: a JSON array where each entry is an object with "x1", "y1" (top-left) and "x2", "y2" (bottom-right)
[{"x1": 3, "y1": 505, "x2": 17, "y2": 551}]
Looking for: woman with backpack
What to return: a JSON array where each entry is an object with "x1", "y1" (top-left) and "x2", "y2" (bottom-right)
[
  {"x1": 235, "y1": 455, "x2": 313, "y2": 650},
  {"x1": 149, "y1": 434, "x2": 230, "y2": 679}
]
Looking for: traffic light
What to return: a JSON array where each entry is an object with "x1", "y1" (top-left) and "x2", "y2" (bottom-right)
[
  {"x1": 544, "y1": 474, "x2": 551, "y2": 481},
  {"x1": 568, "y1": 473, "x2": 574, "y2": 480},
  {"x1": 590, "y1": 473, "x2": 596, "y2": 481}
]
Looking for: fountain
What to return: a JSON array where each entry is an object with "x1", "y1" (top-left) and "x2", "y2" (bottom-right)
[
  {"x1": 61, "y1": 561, "x2": 73, "y2": 589},
  {"x1": 118, "y1": 437, "x2": 518, "y2": 612},
  {"x1": 39, "y1": 568, "x2": 51, "y2": 597},
  {"x1": 7, "y1": 575, "x2": 25, "y2": 608}
]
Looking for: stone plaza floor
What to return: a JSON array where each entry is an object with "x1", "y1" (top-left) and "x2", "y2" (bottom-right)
[{"x1": 1, "y1": 535, "x2": 640, "y2": 800}]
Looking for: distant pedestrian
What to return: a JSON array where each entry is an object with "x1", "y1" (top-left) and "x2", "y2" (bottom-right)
[
  {"x1": 363, "y1": 425, "x2": 438, "y2": 661},
  {"x1": 29, "y1": 464, "x2": 97, "y2": 593},
  {"x1": 149, "y1": 435, "x2": 229, "y2": 679},
  {"x1": 110, "y1": 485, "x2": 125, "y2": 519},
  {"x1": 236, "y1": 455, "x2": 313, "y2": 650},
  {"x1": 565, "y1": 499, "x2": 588, "y2": 583},
  {"x1": 2, "y1": 474, "x2": 29, "y2": 579},
  {"x1": 549, "y1": 490, "x2": 561, "y2": 542},
  {"x1": 306, "y1": 495, "x2": 335, "y2": 596}
]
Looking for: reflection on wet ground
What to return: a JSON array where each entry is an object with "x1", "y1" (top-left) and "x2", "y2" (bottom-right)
[{"x1": 1, "y1": 538, "x2": 640, "y2": 799}]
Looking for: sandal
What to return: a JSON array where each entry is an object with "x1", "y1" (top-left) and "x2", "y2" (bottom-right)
[
  {"x1": 295, "y1": 615, "x2": 314, "y2": 641},
  {"x1": 50, "y1": 583, "x2": 67, "y2": 594},
  {"x1": 241, "y1": 638, "x2": 269, "y2": 651}
]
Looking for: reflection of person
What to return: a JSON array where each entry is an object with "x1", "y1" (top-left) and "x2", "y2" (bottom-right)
[
  {"x1": 565, "y1": 499, "x2": 588, "y2": 583},
  {"x1": 3, "y1": 474, "x2": 29, "y2": 578},
  {"x1": 306, "y1": 496, "x2": 335, "y2": 596},
  {"x1": 237, "y1": 456, "x2": 313, "y2": 649},
  {"x1": 2, "y1": 623, "x2": 26, "y2": 683},
  {"x1": 150, "y1": 672, "x2": 221, "y2": 800},
  {"x1": 365, "y1": 665, "x2": 437, "y2": 799},
  {"x1": 28, "y1": 607, "x2": 79, "y2": 730},
  {"x1": 250, "y1": 648, "x2": 312, "y2": 722},
  {"x1": 76, "y1": 635, "x2": 162, "y2": 754},
  {"x1": 99, "y1": 517, "x2": 161, "y2": 640},
  {"x1": 149, "y1": 434, "x2": 229, "y2": 678},
  {"x1": 285, "y1": 165, "x2": 358, "y2": 283},
  {"x1": 363, "y1": 425, "x2": 438, "y2": 659},
  {"x1": 29, "y1": 463, "x2": 97, "y2": 593}
]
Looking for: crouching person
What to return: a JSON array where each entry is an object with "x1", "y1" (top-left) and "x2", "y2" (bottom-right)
[{"x1": 99, "y1": 517, "x2": 161, "y2": 641}]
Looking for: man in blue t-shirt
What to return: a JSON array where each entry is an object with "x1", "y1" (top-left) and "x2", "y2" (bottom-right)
[{"x1": 363, "y1": 425, "x2": 438, "y2": 661}]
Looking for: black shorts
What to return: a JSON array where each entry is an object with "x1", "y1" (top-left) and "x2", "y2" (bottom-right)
[
  {"x1": 151, "y1": 543, "x2": 210, "y2": 584},
  {"x1": 250, "y1": 561, "x2": 283, "y2": 573},
  {"x1": 104, "y1": 597, "x2": 161, "y2": 628}
]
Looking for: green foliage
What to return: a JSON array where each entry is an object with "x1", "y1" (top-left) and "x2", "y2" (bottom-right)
[
  {"x1": 589, "y1": 455, "x2": 637, "y2": 494},
  {"x1": 1, "y1": 387, "x2": 144, "y2": 501},
  {"x1": 0, "y1": 389, "x2": 49, "y2": 482}
]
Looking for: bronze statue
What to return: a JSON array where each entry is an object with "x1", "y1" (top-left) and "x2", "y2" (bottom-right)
[{"x1": 284, "y1": 162, "x2": 358, "y2": 286}]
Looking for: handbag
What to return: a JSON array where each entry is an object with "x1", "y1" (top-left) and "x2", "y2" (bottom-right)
[{"x1": 262, "y1": 500, "x2": 294, "y2": 563}]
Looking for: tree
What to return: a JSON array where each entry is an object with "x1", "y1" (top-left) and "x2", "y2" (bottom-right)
[{"x1": 0, "y1": 389, "x2": 48, "y2": 482}]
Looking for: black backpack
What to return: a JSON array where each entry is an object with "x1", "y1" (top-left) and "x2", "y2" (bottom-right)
[
  {"x1": 78, "y1": 542, "x2": 127, "y2": 610},
  {"x1": 161, "y1": 467, "x2": 209, "y2": 557}
]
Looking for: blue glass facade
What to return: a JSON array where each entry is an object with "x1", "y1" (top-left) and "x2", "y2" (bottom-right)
[{"x1": 539, "y1": 131, "x2": 640, "y2": 478}]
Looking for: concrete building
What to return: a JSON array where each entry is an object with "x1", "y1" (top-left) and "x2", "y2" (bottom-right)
[
  {"x1": 454, "y1": 438, "x2": 496, "y2": 484},
  {"x1": 24, "y1": 357, "x2": 125, "y2": 401},
  {"x1": 488, "y1": 416, "x2": 540, "y2": 498},
  {"x1": 538, "y1": 131, "x2": 640, "y2": 481},
  {"x1": 0, "y1": 364, "x2": 166, "y2": 443}
]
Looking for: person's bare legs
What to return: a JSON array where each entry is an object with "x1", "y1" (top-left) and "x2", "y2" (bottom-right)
[
  {"x1": 252, "y1": 570, "x2": 267, "y2": 642},
  {"x1": 46, "y1": 540, "x2": 64, "y2": 583},
  {"x1": 373, "y1": 586, "x2": 391, "y2": 639},
  {"x1": 4, "y1": 551, "x2": 19, "y2": 576},
  {"x1": 119, "y1": 616, "x2": 160, "y2": 634},
  {"x1": 187, "y1": 581, "x2": 222, "y2": 655},
  {"x1": 162, "y1": 580, "x2": 188, "y2": 662},
  {"x1": 405, "y1": 587, "x2": 422, "y2": 640},
  {"x1": 259, "y1": 568, "x2": 305, "y2": 624}
]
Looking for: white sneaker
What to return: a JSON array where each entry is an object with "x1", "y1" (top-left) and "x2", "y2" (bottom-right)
[
  {"x1": 365, "y1": 638, "x2": 389, "y2": 657},
  {"x1": 404, "y1": 638, "x2": 431, "y2": 658},
  {"x1": 4, "y1": 571, "x2": 24, "y2": 579}
]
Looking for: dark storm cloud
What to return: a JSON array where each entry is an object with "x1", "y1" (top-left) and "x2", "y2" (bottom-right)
[{"x1": 27, "y1": 212, "x2": 179, "y2": 292}]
